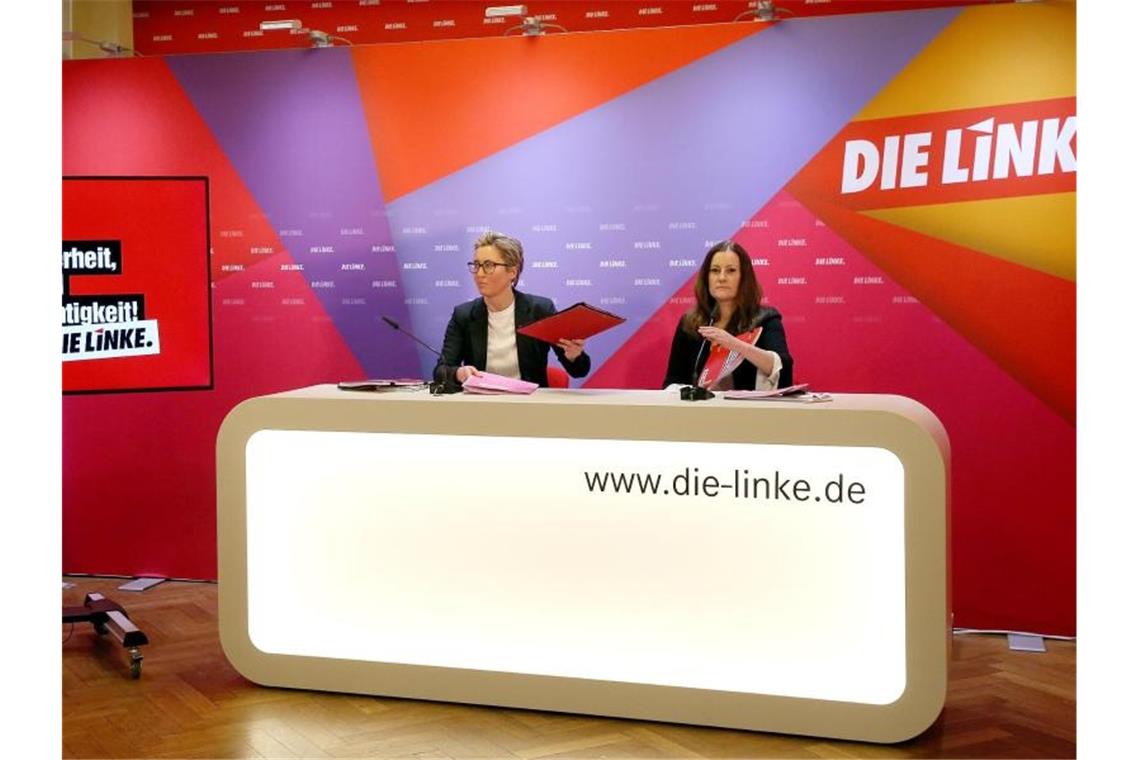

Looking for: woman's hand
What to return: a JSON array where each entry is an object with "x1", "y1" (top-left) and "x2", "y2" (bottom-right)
[
  {"x1": 456, "y1": 366, "x2": 481, "y2": 383},
  {"x1": 698, "y1": 325, "x2": 776, "y2": 379},
  {"x1": 557, "y1": 339, "x2": 586, "y2": 361},
  {"x1": 697, "y1": 326, "x2": 743, "y2": 351}
]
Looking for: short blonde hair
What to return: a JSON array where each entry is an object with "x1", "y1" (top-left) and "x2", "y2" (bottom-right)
[{"x1": 474, "y1": 231, "x2": 523, "y2": 284}]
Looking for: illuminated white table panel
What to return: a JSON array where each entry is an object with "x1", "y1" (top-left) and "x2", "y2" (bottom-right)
[{"x1": 217, "y1": 386, "x2": 949, "y2": 742}]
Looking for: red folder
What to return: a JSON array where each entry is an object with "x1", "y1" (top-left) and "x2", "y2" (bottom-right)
[
  {"x1": 697, "y1": 326, "x2": 763, "y2": 389},
  {"x1": 516, "y1": 302, "x2": 626, "y2": 343}
]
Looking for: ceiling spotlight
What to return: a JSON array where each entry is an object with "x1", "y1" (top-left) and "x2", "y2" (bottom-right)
[
  {"x1": 308, "y1": 29, "x2": 353, "y2": 48},
  {"x1": 258, "y1": 19, "x2": 348, "y2": 47},
  {"x1": 734, "y1": 1, "x2": 793, "y2": 23},
  {"x1": 260, "y1": 19, "x2": 302, "y2": 31},
  {"x1": 519, "y1": 17, "x2": 544, "y2": 36},
  {"x1": 63, "y1": 31, "x2": 137, "y2": 57},
  {"x1": 486, "y1": 4, "x2": 565, "y2": 36},
  {"x1": 506, "y1": 15, "x2": 568, "y2": 36}
]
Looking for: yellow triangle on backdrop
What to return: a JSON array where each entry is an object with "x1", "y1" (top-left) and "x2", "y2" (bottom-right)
[
  {"x1": 856, "y1": 2, "x2": 1075, "y2": 121},
  {"x1": 863, "y1": 192, "x2": 1075, "y2": 281}
]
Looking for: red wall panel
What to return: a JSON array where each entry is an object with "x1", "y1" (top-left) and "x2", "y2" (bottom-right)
[{"x1": 132, "y1": 0, "x2": 1000, "y2": 55}]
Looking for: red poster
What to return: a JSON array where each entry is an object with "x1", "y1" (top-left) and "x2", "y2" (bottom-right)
[{"x1": 62, "y1": 177, "x2": 212, "y2": 393}]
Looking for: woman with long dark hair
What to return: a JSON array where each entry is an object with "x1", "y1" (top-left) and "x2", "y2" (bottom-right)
[{"x1": 662, "y1": 240, "x2": 794, "y2": 389}]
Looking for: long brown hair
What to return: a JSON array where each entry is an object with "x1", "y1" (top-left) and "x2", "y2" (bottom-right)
[{"x1": 683, "y1": 240, "x2": 763, "y2": 334}]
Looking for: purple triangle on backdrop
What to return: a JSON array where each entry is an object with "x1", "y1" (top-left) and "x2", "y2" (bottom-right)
[{"x1": 167, "y1": 47, "x2": 419, "y2": 378}]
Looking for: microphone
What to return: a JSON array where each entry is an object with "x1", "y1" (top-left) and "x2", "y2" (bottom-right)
[
  {"x1": 681, "y1": 313, "x2": 716, "y2": 401},
  {"x1": 381, "y1": 315, "x2": 460, "y2": 394},
  {"x1": 690, "y1": 327, "x2": 711, "y2": 387},
  {"x1": 382, "y1": 315, "x2": 441, "y2": 357}
]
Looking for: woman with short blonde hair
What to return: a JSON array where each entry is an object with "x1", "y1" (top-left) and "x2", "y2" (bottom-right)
[{"x1": 434, "y1": 231, "x2": 591, "y2": 388}]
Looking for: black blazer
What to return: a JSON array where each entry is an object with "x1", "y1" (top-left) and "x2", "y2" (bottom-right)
[
  {"x1": 662, "y1": 306, "x2": 794, "y2": 389},
  {"x1": 433, "y1": 290, "x2": 591, "y2": 388}
]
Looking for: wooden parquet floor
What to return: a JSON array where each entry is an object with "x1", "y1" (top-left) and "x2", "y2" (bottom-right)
[{"x1": 62, "y1": 577, "x2": 1075, "y2": 759}]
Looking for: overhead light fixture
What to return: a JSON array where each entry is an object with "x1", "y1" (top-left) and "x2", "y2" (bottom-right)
[
  {"x1": 734, "y1": 1, "x2": 793, "y2": 23},
  {"x1": 259, "y1": 19, "x2": 349, "y2": 47},
  {"x1": 485, "y1": 5, "x2": 527, "y2": 18},
  {"x1": 309, "y1": 29, "x2": 354, "y2": 48},
  {"x1": 309, "y1": 29, "x2": 333, "y2": 48},
  {"x1": 63, "y1": 31, "x2": 137, "y2": 57},
  {"x1": 260, "y1": 19, "x2": 302, "y2": 31},
  {"x1": 517, "y1": 17, "x2": 545, "y2": 36},
  {"x1": 488, "y1": 4, "x2": 567, "y2": 37}
]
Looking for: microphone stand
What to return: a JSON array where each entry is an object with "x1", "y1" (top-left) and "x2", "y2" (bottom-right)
[
  {"x1": 680, "y1": 314, "x2": 716, "y2": 401},
  {"x1": 382, "y1": 316, "x2": 441, "y2": 357},
  {"x1": 381, "y1": 316, "x2": 459, "y2": 395}
]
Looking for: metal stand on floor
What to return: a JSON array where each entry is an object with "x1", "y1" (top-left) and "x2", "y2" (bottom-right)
[{"x1": 62, "y1": 592, "x2": 150, "y2": 678}]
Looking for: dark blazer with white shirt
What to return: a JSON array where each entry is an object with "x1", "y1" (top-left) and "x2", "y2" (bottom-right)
[{"x1": 433, "y1": 290, "x2": 591, "y2": 388}]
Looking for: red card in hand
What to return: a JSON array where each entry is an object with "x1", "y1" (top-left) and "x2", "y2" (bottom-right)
[{"x1": 697, "y1": 327, "x2": 762, "y2": 389}]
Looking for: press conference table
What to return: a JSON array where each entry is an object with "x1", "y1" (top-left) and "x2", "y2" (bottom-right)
[{"x1": 216, "y1": 385, "x2": 949, "y2": 743}]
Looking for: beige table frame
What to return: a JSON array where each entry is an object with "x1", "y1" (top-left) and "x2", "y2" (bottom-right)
[{"x1": 217, "y1": 386, "x2": 949, "y2": 742}]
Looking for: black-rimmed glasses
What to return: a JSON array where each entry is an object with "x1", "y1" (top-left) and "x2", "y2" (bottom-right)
[{"x1": 466, "y1": 260, "x2": 513, "y2": 275}]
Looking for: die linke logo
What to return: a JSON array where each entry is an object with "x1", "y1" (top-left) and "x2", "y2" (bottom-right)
[
  {"x1": 816, "y1": 97, "x2": 1076, "y2": 209},
  {"x1": 62, "y1": 240, "x2": 160, "y2": 362}
]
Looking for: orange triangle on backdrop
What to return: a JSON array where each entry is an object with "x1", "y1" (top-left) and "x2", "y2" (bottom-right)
[
  {"x1": 351, "y1": 24, "x2": 760, "y2": 202},
  {"x1": 788, "y1": 186, "x2": 1075, "y2": 423}
]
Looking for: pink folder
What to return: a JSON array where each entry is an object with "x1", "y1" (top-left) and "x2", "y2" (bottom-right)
[
  {"x1": 723, "y1": 384, "x2": 831, "y2": 402},
  {"x1": 461, "y1": 372, "x2": 539, "y2": 395}
]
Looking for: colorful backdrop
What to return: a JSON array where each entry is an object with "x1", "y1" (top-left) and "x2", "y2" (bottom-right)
[{"x1": 63, "y1": 1, "x2": 1075, "y2": 634}]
